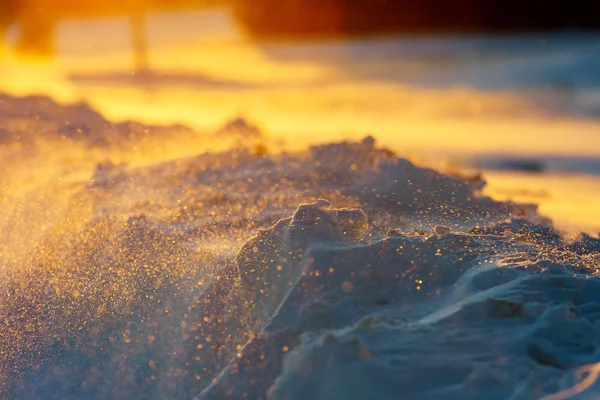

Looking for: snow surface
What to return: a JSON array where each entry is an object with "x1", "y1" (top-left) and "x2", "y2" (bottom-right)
[{"x1": 0, "y1": 94, "x2": 599, "y2": 400}]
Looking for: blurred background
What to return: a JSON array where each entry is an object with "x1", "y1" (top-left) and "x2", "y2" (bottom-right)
[{"x1": 1, "y1": 0, "x2": 600, "y2": 233}]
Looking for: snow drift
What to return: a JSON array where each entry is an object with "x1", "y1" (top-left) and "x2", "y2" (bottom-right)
[{"x1": 0, "y1": 94, "x2": 598, "y2": 400}]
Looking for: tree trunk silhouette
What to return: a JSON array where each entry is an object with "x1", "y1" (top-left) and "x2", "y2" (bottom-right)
[{"x1": 130, "y1": 12, "x2": 149, "y2": 75}]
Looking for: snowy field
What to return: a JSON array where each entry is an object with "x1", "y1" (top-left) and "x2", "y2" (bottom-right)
[{"x1": 1, "y1": 6, "x2": 600, "y2": 400}]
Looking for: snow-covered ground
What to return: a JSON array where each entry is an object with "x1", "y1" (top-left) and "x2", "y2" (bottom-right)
[
  {"x1": 1, "y1": 7, "x2": 600, "y2": 400},
  {"x1": 0, "y1": 93, "x2": 599, "y2": 400}
]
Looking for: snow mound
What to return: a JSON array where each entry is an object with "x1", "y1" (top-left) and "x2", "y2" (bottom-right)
[
  {"x1": 197, "y1": 201, "x2": 600, "y2": 400},
  {"x1": 0, "y1": 94, "x2": 598, "y2": 400}
]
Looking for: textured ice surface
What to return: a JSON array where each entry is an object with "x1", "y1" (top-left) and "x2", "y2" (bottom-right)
[
  {"x1": 197, "y1": 203, "x2": 600, "y2": 400},
  {"x1": 0, "y1": 94, "x2": 599, "y2": 400}
]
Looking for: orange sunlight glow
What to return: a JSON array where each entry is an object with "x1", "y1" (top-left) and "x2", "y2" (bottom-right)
[
  {"x1": 541, "y1": 362, "x2": 600, "y2": 400},
  {"x1": 2, "y1": 7, "x2": 600, "y2": 235},
  {"x1": 2, "y1": 6, "x2": 600, "y2": 400}
]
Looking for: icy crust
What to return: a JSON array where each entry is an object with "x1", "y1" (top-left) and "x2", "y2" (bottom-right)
[
  {"x1": 197, "y1": 201, "x2": 600, "y2": 400},
  {"x1": 235, "y1": 200, "x2": 368, "y2": 326}
]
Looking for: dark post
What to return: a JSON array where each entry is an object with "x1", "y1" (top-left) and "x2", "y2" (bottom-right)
[{"x1": 130, "y1": 12, "x2": 149, "y2": 76}]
